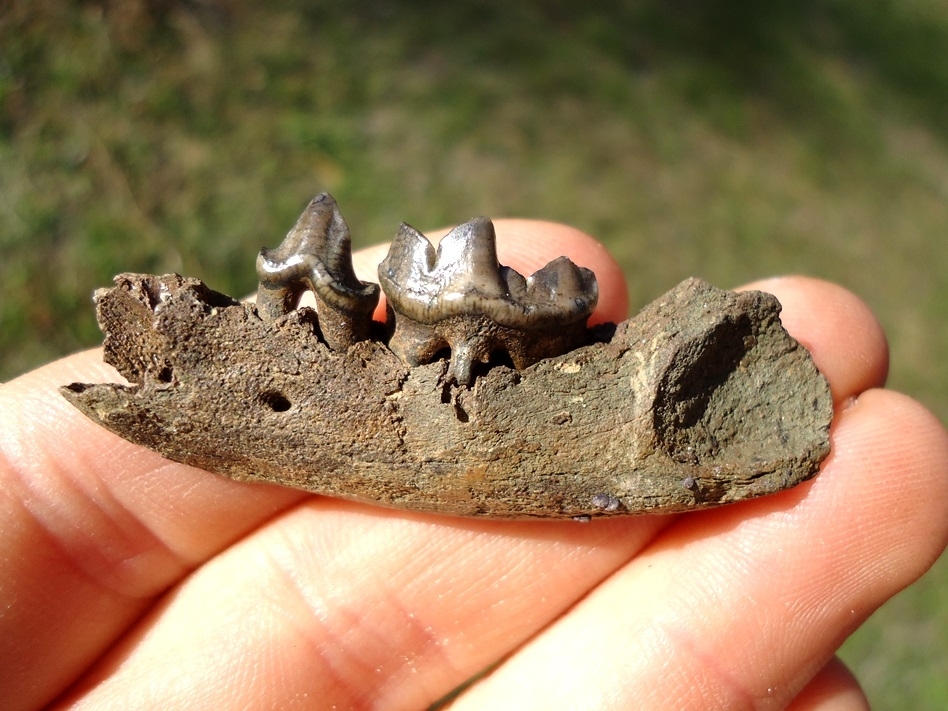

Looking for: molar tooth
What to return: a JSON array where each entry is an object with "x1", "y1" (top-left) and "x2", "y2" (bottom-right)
[
  {"x1": 256, "y1": 193, "x2": 379, "y2": 350},
  {"x1": 379, "y1": 216, "x2": 598, "y2": 386}
]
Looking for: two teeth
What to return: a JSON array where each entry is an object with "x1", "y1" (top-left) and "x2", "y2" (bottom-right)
[{"x1": 256, "y1": 193, "x2": 599, "y2": 385}]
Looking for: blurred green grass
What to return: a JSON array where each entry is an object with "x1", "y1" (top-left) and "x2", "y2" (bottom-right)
[{"x1": 2, "y1": 1, "x2": 946, "y2": 706}]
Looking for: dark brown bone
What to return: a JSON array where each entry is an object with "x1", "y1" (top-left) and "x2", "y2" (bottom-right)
[{"x1": 61, "y1": 272, "x2": 832, "y2": 519}]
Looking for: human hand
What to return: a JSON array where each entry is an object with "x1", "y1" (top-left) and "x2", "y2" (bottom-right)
[{"x1": 2, "y1": 222, "x2": 946, "y2": 710}]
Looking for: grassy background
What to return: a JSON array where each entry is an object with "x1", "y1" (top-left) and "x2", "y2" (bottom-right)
[{"x1": 2, "y1": 0, "x2": 946, "y2": 706}]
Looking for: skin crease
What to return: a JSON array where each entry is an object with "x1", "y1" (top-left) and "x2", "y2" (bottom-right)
[{"x1": 0, "y1": 221, "x2": 945, "y2": 710}]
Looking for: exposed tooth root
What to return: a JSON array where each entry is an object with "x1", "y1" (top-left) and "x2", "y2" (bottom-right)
[
  {"x1": 256, "y1": 194, "x2": 379, "y2": 350},
  {"x1": 379, "y1": 217, "x2": 598, "y2": 386}
]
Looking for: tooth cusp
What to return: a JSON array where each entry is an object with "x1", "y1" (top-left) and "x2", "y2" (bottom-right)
[{"x1": 256, "y1": 193, "x2": 379, "y2": 350}]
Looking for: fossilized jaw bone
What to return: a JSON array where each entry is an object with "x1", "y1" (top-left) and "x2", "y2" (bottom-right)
[
  {"x1": 256, "y1": 193, "x2": 380, "y2": 350},
  {"x1": 60, "y1": 193, "x2": 834, "y2": 519},
  {"x1": 60, "y1": 275, "x2": 833, "y2": 519},
  {"x1": 378, "y1": 217, "x2": 598, "y2": 385}
]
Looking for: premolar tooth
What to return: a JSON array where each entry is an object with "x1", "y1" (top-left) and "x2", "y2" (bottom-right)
[{"x1": 256, "y1": 193, "x2": 379, "y2": 350}]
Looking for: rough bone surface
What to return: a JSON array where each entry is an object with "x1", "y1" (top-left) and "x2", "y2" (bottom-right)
[{"x1": 62, "y1": 270, "x2": 833, "y2": 519}]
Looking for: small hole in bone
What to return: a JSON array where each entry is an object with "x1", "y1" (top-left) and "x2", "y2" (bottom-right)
[
  {"x1": 157, "y1": 367, "x2": 174, "y2": 383},
  {"x1": 260, "y1": 390, "x2": 292, "y2": 412},
  {"x1": 431, "y1": 346, "x2": 452, "y2": 364},
  {"x1": 469, "y1": 349, "x2": 516, "y2": 381}
]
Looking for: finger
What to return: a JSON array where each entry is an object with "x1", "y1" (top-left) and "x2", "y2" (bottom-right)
[
  {"x1": 447, "y1": 390, "x2": 948, "y2": 708},
  {"x1": 352, "y1": 218, "x2": 630, "y2": 326},
  {"x1": 1, "y1": 222, "x2": 628, "y2": 707},
  {"x1": 785, "y1": 657, "x2": 868, "y2": 711},
  {"x1": 740, "y1": 276, "x2": 889, "y2": 404},
  {"x1": 55, "y1": 506, "x2": 669, "y2": 709}
]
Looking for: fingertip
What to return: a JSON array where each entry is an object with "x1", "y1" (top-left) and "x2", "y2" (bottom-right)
[
  {"x1": 739, "y1": 276, "x2": 889, "y2": 403},
  {"x1": 828, "y1": 389, "x2": 948, "y2": 562}
]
